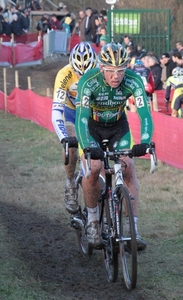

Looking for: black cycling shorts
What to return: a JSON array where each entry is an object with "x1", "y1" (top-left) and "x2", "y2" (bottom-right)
[
  {"x1": 174, "y1": 95, "x2": 183, "y2": 111},
  {"x1": 88, "y1": 113, "x2": 129, "y2": 151}
]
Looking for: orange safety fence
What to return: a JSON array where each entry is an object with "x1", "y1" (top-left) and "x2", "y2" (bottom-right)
[{"x1": 0, "y1": 87, "x2": 183, "y2": 169}]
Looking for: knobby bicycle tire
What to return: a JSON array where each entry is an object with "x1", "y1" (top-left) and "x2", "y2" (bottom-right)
[
  {"x1": 118, "y1": 185, "x2": 137, "y2": 290},
  {"x1": 100, "y1": 196, "x2": 118, "y2": 283},
  {"x1": 74, "y1": 173, "x2": 93, "y2": 257}
]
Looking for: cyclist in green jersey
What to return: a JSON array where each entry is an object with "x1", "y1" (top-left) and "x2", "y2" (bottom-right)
[{"x1": 75, "y1": 42, "x2": 154, "y2": 250}]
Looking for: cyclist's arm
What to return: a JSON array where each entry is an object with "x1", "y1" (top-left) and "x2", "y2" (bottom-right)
[
  {"x1": 165, "y1": 77, "x2": 172, "y2": 101},
  {"x1": 52, "y1": 70, "x2": 68, "y2": 141},
  {"x1": 130, "y1": 74, "x2": 154, "y2": 144},
  {"x1": 75, "y1": 77, "x2": 97, "y2": 150}
]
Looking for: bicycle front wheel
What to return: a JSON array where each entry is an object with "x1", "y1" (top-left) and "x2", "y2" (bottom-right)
[
  {"x1": 118, "y1": 186, "x2": 137, "y2": 290},
  {"x1": 100, "y1": 197, "x2": 118, "y2": 283}
]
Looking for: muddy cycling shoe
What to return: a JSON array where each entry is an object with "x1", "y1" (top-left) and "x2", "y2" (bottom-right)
[
  {"x1": 136, "y1": 234, "x2": 147, "y2": 251},
  {"x1": 126, "y1": 233, "x2": 147, "y2": 252},
  {"x1": 64, "y1": 180, "x2": 79, "y2": 214},
  {"x1": 85, "y1": 221, "x2": 102, "y2": 246}
]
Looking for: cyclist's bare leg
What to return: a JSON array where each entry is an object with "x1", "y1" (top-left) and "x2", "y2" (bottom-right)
[
  {"x1": 63, "y1": 123, "x2": 79, "y2": 214},
  {"x1": 80, "y1": 154, "x2": 102, "y2": 244},
  {"x1": 171, "y1": 109, "x2": 178, "y2": 117},
  {"x1": 63, "y1": 123, "x2": 78, "y2": 179},
  {"x1": 80, "y1": 154, "x2": 102, "y2": 208}
]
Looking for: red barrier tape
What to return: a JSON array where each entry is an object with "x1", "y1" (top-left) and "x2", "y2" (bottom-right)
[
  {"x1": 0, "y1": 39, "x2": 43, "y2": 66},
  {"x1": 0, "y1": 87, "x2": 183, "y2": 169}
]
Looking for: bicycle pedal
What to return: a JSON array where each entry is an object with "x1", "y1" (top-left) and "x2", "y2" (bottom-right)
[{"x1": 70, "y1": 219, "x2": 81, "y2": 230}]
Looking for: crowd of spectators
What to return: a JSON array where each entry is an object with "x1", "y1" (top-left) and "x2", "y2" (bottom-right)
[
  {"x1": 121, "y1": 34, "x2": 183, "y2": 91},
  {"x1": 0, "y1": 4, "x2": 31, "y2": 35}
]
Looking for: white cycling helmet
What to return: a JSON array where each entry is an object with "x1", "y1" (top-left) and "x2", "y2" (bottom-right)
[
  {"x1": 69, "y1": 42, "x2": 97, "y2": 75},
  {"x1": 172, "y1": 67, "x2": 183, "y2": 76}
]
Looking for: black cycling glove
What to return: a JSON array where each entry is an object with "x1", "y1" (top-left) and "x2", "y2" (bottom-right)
[
  {"x1": 61, "y1": 137, "x2": 78, "y2": 148},
  {"x1": 84, "y1": 147, "x2": 104, "y2": 160},
  {"x1": 131, "y1": 143, "x2": 149, "y2": 157}
]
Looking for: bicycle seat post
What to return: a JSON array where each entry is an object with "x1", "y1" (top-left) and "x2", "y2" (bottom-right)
[{"x1": 102, "y1": 139, "x2": 110, "y2": 170}]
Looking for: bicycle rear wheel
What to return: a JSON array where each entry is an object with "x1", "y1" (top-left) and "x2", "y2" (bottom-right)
[
  {"x1": 100, "y1": 197, "x2": 118, "y2": 283},
  {"x1": 74, "y1": 173, "x2": 92, "y2": 257},
  {"x1": 118, "y1": 186, "x2": 137, "y2": 289}
]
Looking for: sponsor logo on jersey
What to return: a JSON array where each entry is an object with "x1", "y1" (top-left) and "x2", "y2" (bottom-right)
[
  {"x1": 124, "y1": 77, "x2": 139, "y2": 89},
  {"x1": 134, "y1": 88, "x2": 143, "y2": 97},
  {"x1": 121, "y1": 140, "x2": 129, "y2": 147},
  {"x1": 93, "y1": 110, "x2": 119, "y2": 119},
  {"x1": 141, "y1": 133, "x2": 149, "y2": 140},
  {"x1": 59, "y1": 71, "x2": 72, "y2": 89},
  {"x1": 84, "y1": 88, "x2": 91, "y2": 96},
  {"x1": 81, "y1": 117, "x2": 88, "y2": 125},
  {"x1": 116, "y1": 87, "x2": 122, "y2": 95}
]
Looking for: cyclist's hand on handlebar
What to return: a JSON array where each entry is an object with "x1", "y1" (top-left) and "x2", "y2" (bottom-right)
[
  {"x1": 131, "y1": 143, "x2": 149, "y2": 157},
  {"x1": 61, "y1": 137, "x2": 78, "y2": 148},
  {"x1": 84, "y1": 147, "x2": 104, "y2": 160},
  {"x1": 164, "y1": 98, "x2": 169, "y2": 103}
]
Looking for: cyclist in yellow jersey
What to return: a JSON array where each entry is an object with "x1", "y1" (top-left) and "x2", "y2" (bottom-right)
[
  {"x1": 165, "y1": 67, "x2": 183, "y2": 117},
  {"x1": 52, "y1": 42, "x2": 97, "y2": 214}
]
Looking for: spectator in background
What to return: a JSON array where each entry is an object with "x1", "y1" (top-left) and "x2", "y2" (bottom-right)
[
  {"x1": 84, "y1": 7, "x2": 98, "y2": 43},
  {"x1": 99, "y1": 9, "x2": 107, "y2": 22},
  {"x1": 36, "y1": 16, "x2": 50, "y2": 33},
  {"x1": 72, "y1": 20, "x2": 80, "y2": 35},
  {"x1": 160, "y1": 52, "x2": 176, "y2": 77},
  {"x1": 136, "y1": 43, "x2": 146, "y2": 58},
  {"x1": 100, "y1": 34, "x2": 107, "y2": 46},
  {"x1": 49, "y1": 14, "x2": 61, "y2": 30},
  {"x1": 0, "y1": 6, "x2": 4, "y2": 34},
  {"x1": 70, "y1": 12, "x2": 76, "y2": 34},
  {"x1": 2, "y1": 12, "x2": 11, "y2": 35},
  {"x1": 62, "y1": 15, "x2": 72, "y2": 54},
  {"x1": 30, "y1": 0, "x2": 42, "y2": 11},
  {"x1": 172, "y1": 51, "x2": 183, "y2": 67},
  {"x1": 122, "y1": 34, "x2": 134, "y2": 48},
  {"x1": 175, "y1": 41, "x2": 183, "y2": 58},
  {"x1": 78, "y1": 10, "x2": 86, "y2": 41},
  {"x1": 11, "y1": 13, "x2": 24, "y2": 35},
  {"x1": 21, "y1": 8, "x2": 30, "y2": 31},
  {"x1": 146, "y1": 55, "x2": 162, "y2": 90},
  {"x1": 98, "y1": 15, "x2": 107, "y2": 27},
  {"x1": 57, "y1": 2, "x2": 64, "y2": 11}
]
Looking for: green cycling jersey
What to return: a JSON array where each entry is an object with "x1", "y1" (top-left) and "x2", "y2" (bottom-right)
[{"x1": 75, "y1": 67, "x2": 154, "y2": 150}]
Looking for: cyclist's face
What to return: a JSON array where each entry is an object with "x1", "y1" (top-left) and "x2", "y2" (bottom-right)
[{"x1": 100, "y1": 65, "x2": 126, "y2": 88}]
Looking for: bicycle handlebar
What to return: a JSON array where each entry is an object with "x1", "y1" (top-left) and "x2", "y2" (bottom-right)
[{"x1": 85, "y1": 142, "x2": 157, "y2": 177}]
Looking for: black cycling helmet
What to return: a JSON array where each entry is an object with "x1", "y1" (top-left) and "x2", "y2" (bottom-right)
[{"x1": 98, "y1": 42, "x2": 129, "y2": 67}]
